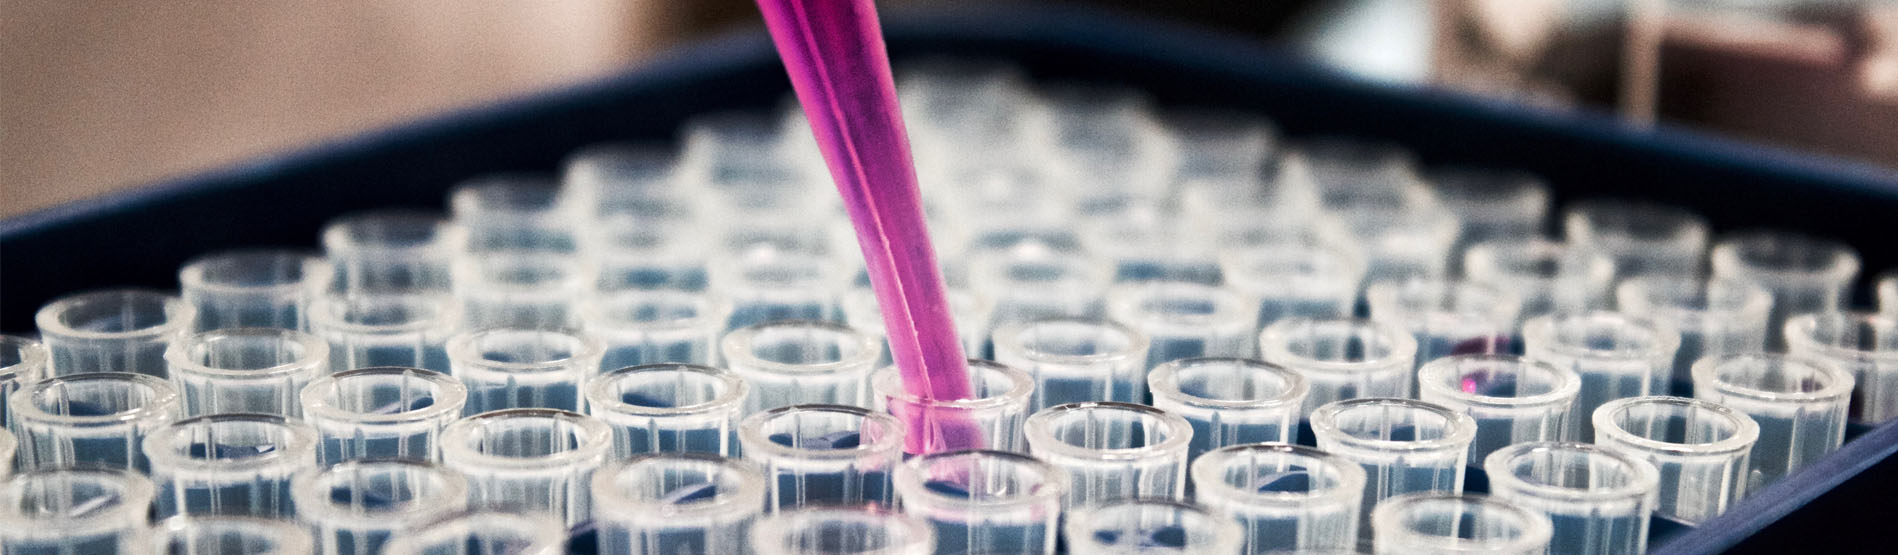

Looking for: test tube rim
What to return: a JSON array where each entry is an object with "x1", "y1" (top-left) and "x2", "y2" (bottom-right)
[
  {"x1": 1146, "y1": 357, "x2": 1310, "y2": 410},
  {"x1": 720, "y1": 320, "x2": 882, "y2": 375},
  {"x1": 1481, "y1": 441, "x2": 1662, "y2": 503},
  {"x1": 321, "y1": 209, "x2": 469, "y2": 256},
  {"x1": 0, "y1": 334, "x2": 49, "y2": 381},
  {"x1": 1591, "y1": 396, "x2": 1760, "y2": 456},
  {"x1": 580, "y1": 289, "x2": 733, "y2": 332},
  {"x1": 1022, "y1": 401, "x2": 1193, "y2": 461},
  {"x1": 1369, "y1": 491, "x2": 1554, "y2": 554},
  {"x1": 1063, "y1": 498, "x2": 1244, "y2": 553},
  {"x1": 1363, "y1": 279, "x2": 1523, "y2": 327},
  {"x1": 584, "y1": 363, "x2": 750, "y2": 416},
  {"x1": 437, "y1": 408, "x2": 613, "y2": 469},
  {"x1": 446, "y1": 328, "x2": 606, "y2": 373},
  {"x1": 148, "y1": 515, "x2": 316, "y2": 555},
  {"x1": 1710, "y1": 230, "x2": 1861, "y2": 282},
  {"x1": 1424, "y1": 166, "x2": 1551, "y2": 214},
  {"x1": 289, "y1": 459, "x2": 470, "y2": 525},
  {"x1": 1416, "y1": 354, "x2": 1581, "y2": 408},
  {"x1": 1783, "y1": 312, "x2": 1898, "y2": 364},
  {"x1": 1309, "y1": 397, "x2": 1478, "y2": 453},
  {"x1": 299, "y1": 366, "x2": 469, "y2": 424},
  {"x1": 1188, "y1": 442, "x2": 1369, "y2": 505},
  {"x1": 1257, "y1": 317, "x2": 1419, "y2": 375},
  {"x1": 1105, "y1": 281, "x2": 1254, "y2": 328},
  {"x1": 737, "y1": 403, "x2": 906, "y2": 460},
  {"x1": 1215, "y1": 241, "x2": 1368, "y2": 292},
  {"x1": 0, "y1": 468, "x2": 156, "y2": 537},
  {"x1": 164, "y1": 327, "x2": 330, "y2": 379},
  {"x1": 34, "y1": 288, "x2": 195, "y2": 342},
  {"x1": 142, "y1": 413, "x2": 319, "y2": 472},
  {"x1": 1521, "y1": 311, "x2": 1681, "y2": 363},
  {"x1": 1562, "y1": 199, "x2": 1710, "y2": 247},
  {"x1": 452, "y1": 253, "x2": 592, "y2": 293},
  {"x1": 1462, "y1": 238, "x2": 1615, "y2": 289},
  {"x1": 1690, "y1": 352, "x2": 1858, "y2": 403},
  {"x1": 178, "y1": 249, "x2": 333, "y2": 296},
  {"x1": 590, "y1": 452, "x2": 770, "y2": 518},
  {"x1": 308, "y1": 292, "x2": 461, "y2": 336},
  {"x1": 448, "y1": 173, "x2": 571, "y2": 219},
  {"x1": 1614, "y1": 276, "x2": 1773, "y2": 323},
  {"x1": 992, "y1": 318, "x2": 1151, "y2": 366},
  {"x1": 870, "y1": 359, "x2": 1034, "y2": 411},
  {"x1": 891, "y1": 448, "x2": 1069, "y2": 509},
  {"x1": 381, "y1": 510, "x2": 566, "y2": 555},
  {"x1": 9, "y1": 371, "x2": 181, "y2": 426}
]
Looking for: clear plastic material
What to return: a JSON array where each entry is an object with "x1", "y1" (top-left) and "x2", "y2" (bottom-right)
[
  {"x1": 1148, "y1": 358, "x2": 1307, "y2": 458},
  {"x1": 586, "y1": 363, "x2": 748, "y2": 456},
  {"x1": 10, "y1": 372, "x2": 181, "y2": 471},
  {"x1": 322, "y1": 210, "x2": 467, "y2": 294},
  {"x1": 1710, "y1": 231, "x2": 1860, "y2": 349},
  {"x1": 892, "y1": 449, "x2": 1066, "y2": 555},
  {"x1": 1342, "y1": 206, "x2": 1462, "y2": 284},
  {"x1": 0, "y1": 468, "x2": 155, "y2": 555},
  {"x1": 584, "y1": 290, "x2": 730, "y2": 368},
  {"x1": 0, "y1": 429, "x2": 13, "y2": 481},
  {"x1": 1462, "y1": 239, "x2": 1614, "y2": 319},
  {"x1": 1023, "y1": 401, "x2": 1191, "y2": 508},
  {"x1": 299, "y1": 367, "x2": 468, "y2": 463},
  {"x1": 722, "y1": 320, "x2": 881, "y2": 414},
  {"x1": 179, "y1": 250, "x2": 331, "y2": 331},
  {"x1": 308, "y1": 293, "x2": 458, "y2": 373},
  {"x1": 36, "y1": 289, "x2": 195, "y2": 378},
  {"x1": 1311, "y1": 398, "x2": 1476, "y2": 546},
  {"x1": 843, "y1": 288, "x2": 992, "y2": 366},
  {"x1": 1692, "y1": 353, "x2": 1853, "y2": 492},
  {"x1": 1189, "y1": 443, "x2": 1367, "y2": 553},
  {"x1": 1217, "y1": 242, "x2": 1367, "y2": 327},
  {"x1": 448, "y1": 328, "x2": 604, "y2": 413},
  {"x1": 738, "y1": 404, "x2": 904, "y2": 511},
  {"x1": 586, "y1": 213, "x2": 711, "y2": 292},
  {"x1": 872, "y1": 361, "x2": 1034, "y2": 453},
  {"x1": 1426, "y1": 167, "x2": 1551, "y2": 260},
  {"x1": 711, "y1": 248, "x2": 848, "y2": 330},
  {"x1": 440, "y1": 409, "x2": 611, "y2": 527},
  {"x1": 1592, "y1": 396, "x2": 1758, "y2": 523},
  {"x1": 291, "y1": 460, "x2": 469, "y2": 555},
  {"x1": 1417, "y1": 355, "x2": 1580, "y2": 462},
  {"x1": 1522, "y1": 312, "x2": 1679, "y2": 440},
  {"x1": 1370, "y1": 492, "x2": 1552, "y2": 555},
  {"x1": 166, "y1": 328, "x2": 329, "y2": 418},
  {"x1": 969, "y1": 248, "x2": 1114, "y2": 326},
  {"x1": 992, "y1": 319, "x2": 1149, "y2": 410},
  {"x1": 1880, "y1": 273, "x2": 1897, "y2": 317},
  {"x1": 1483, "y1": 442, "x2": 1660, "y2": 555},
  {"x1": 590, "y1": 453, "x2": 767, "y2": 555},
  {"x1": 1614, "y1": 277, "x2": 1772, "y2": 387},
  {"x1": 1063, "y1": 499, "x2": 1241, "y2": 554},
  {"x1": 379, "y1": 511, "x2": 566, "y2": 555},
  {"x1": 1562, "y1": 200, "x2": 1709, "y2": 279},
  {"x1": 453, "y1": 253, "x2": 590, "y2": 330},
  {"x1": 150, "y1": 516, "x2": 315, "y2": 555},
  {"x1": 1365, "y1": 279, "x2": 1521, "y2": 371},
  {"x1": 750, "y1": 506, "x2": 935, "y2": 555},
  {"x1": 1785, "y1": 312, "x2": 1898, "y2": 423},
  {"x1": 561, "y1": 142, "x2": 680, "y2": 216},
  {"x1": 449, "y1": 174, "x2": 579, "y2": 254},
  {"x1": 1, "y1": 335, "x2": 48, "y2": 428},
  {"x1": 143, "y1": 414, "x2": 320, "y2": 518},
  {"x1": 1106, "y1": 282, "x2": 1255, "y2": 370},
  {"x1": 1258, "y1": 318, "x2": 1418, "y2": 413}
]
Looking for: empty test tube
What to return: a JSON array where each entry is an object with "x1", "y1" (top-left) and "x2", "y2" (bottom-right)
[
  {"x1": 1370, "y1": 492, "x2": 1552, "y2": 555},
  {"x1": 144, "y1": 413, "x2": 319, "y2": 518},
  {"x1": 37, "y1": 289, "x2": 194, "y2": 378},
  {"x1": 1258, "y1": 317, "x2": 1418, "y2": 412},
  {"x1": 872, "y1": 360, "x2": 1034, "y2": 453},
  {"x1": 1106, "y1": 282, "x2": 1255, "y2": 370},
  {"x1": 179, "y1": 250, "x2": 331, "y2": 331},
  {"x1": 1417, "y1": 355, "x2": 1580, "y2": 464},
  {"x1": 1188, "y1": 443, "x2": 1367, "y2": 553},
  {"x1": 440, "y1": 408, "x2": 612, "y2": 526},
  {"x1": 0, "y1": 468, "x2": 156, "y2": 555},
  {"x1": 1426, "y1": 167, "x2": 1551, "y2": 260},
  {"x1": 380, "y1": 511, "x2": 567, "y2": 555},
  {"x1": 1711, "y1": 231, "x2": 1860, "y2": 348},
  {"x1": 450, "y1": 174, "x2": 579, "y2": 254},
  {"x1": 1311, "y1": 398, "x2": 1476, "y2": 546},
  {"x1": 1463, "y1": 239, "x2": 1615, "y2": 319},
  {"x1": 1692, "y1": 353, "x2": 1853, "y2": 491},
  {"x1": 449, "y1": 328, "x2": 603, "y2": 413},
  {"x1": 1065, "y1": 499, "x2": 1241, "y2": 555},
  {"x1": 292, "y1": 459, "x2": 468, "y2": 555},
  {"x1": 166, "y1": 328, "x2": 329, "y2": 418},
  {"x1": 1366, "y1": 279, "x2": 1521, "y2": 368},
  {"x1": 1563, "y1": 199, "x2": 1709, "y2": 278},
  {"x1": 843, "y1": 288, "x2": 992, "y2": 365},
  {"x1": 1341, "y1": 207, "x2": 1462, "y2": 284},
  {"x1": 299, "y1": 367, "x2": 468, "y2": 463},
  {"x1": 1523, "y1": 312, "x2": 1679, "y2": 440},
  {"x1": 1, "y1": 334, "x2": 48, "y2": 428},
  {"x1": 750, "y1": 506, "x2": 935, "y2": 555},
  {"x1": 587, "y1": 214, "x2": 711, "y2": 291},
  {"x1": 322, "y1": 210, "x2": 467, "y2": 294},
  {"x1": 590, "y1": 453, "x2": 767, "y2": 555},
  {"x1": 150, "y1": 516, "x2": 315, "y2": 555},
  {"x1": 308, "y1": 293, "x2": 458, "y2": 373},
  {"x1": 1218, "y1": 242, "x2": 1367, "y2": 327},
  {"x1": 1592, "y1": 396, "x2": 1758, "y2": 523},
  {"x1": 1080, "y1": 218, "x2": 1220, "y2": 284},
  {"x1": 1615, "y1": 276, "x2": 1772, "y2": 390},
  {"x1": 723, "y1": 320, "x2": 880, "y2": 414},
  {"x1": 993, "y1": 319, "x2": 1149, "y2": 409},
  {"x1": 1880, "y1": 273, "x2": 1897, "y2": 316},
  {"x1": 584, "y1": 290, "x2": 730, "y2": 368},
  {"x1": 738, "y1": 404, "x2": 904, "y2": 511},
  {"x1": 454, "y1": 253, "x2": 590, "y2": 330},
  {"x1": 970, "y1": 247, "x2": 1115, "y2": 326},
  {"x1": 561, "y1": 141, "x2": 680, "y2": 214},
  {"x1": 1023, "y1": 401, "x2": 1191, "y2": 508},
  {"x1": 10, "y1": 372, "x2": 180, "y2": 471},
  {"x1": 892, "y1": 450, "x2": 1065, "y2": 555},
  {"x1": 1148, "y1": 358, "x2": 1307, "y2": 459},
  {"x1": 1483, "y1": 442, "x2": 1659, "y2": 555},
  {"x1": 1785, "y1": 312, "x2": 1898, "y2": 423},
  {"x1": 713, "y1": 247, "x2": 849, "y2": 330},
  {"x1": 586, "y1": 363, "x2": 748, "y2": 456}
]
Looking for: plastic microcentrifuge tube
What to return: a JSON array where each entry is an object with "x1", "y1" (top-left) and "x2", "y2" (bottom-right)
[
  {"x1": 1562, "y1": 199, "x2": 1709, "y2": 279},
  {"x1": 1483, "y1": 442, "x2": 1659, "y2": 555},
  {"x1": 750, "y1": 506, "x2": 935, "y2": 555},
  {"x1": 586, "y1": 213, "x2": 711, "y2": 292},
  {"x1": 738, "y1": 404, "x2": 904, "y2": 511},
  {"x1": 1880, "y1": 272, "x2": 1897, "y2": 317},
  {"x1": 1614, "y1": 276, "x2": 1772, "y2": 390},
  {"x1": 1425, "y1": 167, "x2": 1551, "y2": 260},
  {"x1": 0, "y1": 468, "x2": 156, "y2": 554},
  {"x1": 583, "y1": 290, "x2": 731, "y2": 368},
  {"x1": 1342, "y1": 207, "x2": 1463, "y2": 284},
  {"x1": 1, "y1": 334, "x2": 50, "y2": 428},
  {"x1": 1370, "y1": 492, "x2": 1552, "y2": 555},
  {"x1": 450, "y1": 174, "x2": 579, "y2": 254},
  {"x1": 1785, "y1": 312, "x2": 1898, "y2": 423},
  {"x1": 1591, "y1": 396, "x2": 1758, "y2": 524},
  {"x1": 992, "y1": 319, "x2": 1149, "y2": 410},
  {"x1": 1065, "y1": 499, "x2": 1242, "y2": 554},
  {"x1": 1257, "y1": 317, "x2": 1418, "y2": 413},
  {"x1": 10, "y1": 372, "x2": 181, "y2": 471},
  {"x1": 969, "y1": 247, "x2": 1115, "y2": 326},
  {"x1": 1463, "y1": 239, "x2": 1615, "y2": 319},
  {"x1": 590, "y1": 453, "x2": 768, "y2": 555},
  {"x1": 308, "y1": 293, "x2": 459, "y2": 373},
  {"x1": 585, "y1": 363, "x2": 748, "y2": 456},
  {"x1": 892, "y1": 450, "x2": 1065, "y2": 555},
  {"x1": 291, "y1": 459, "x2": 469, "y2": 555},
  {"x1": 1522, "y1": 311, "x2": 1679, "y2": 440},
  {"x1": 1710, "y1": 231, "x2": 1860, "y2": 349},
  {"x1": 143, "y1": 413, "x2": 319, "y2": 518},
  {"x1": 560, "y1": 142, "x2": 679, "y2": 215},
  {"x1": 166, "y1": 328, "x2": 329, "y2": 418},
  {"x1": 872, "y1": 360, "x2": 1034, "y2": 453},
  {"x1": 1106, "y1": 282, "x2": 1255, "y2": 370},
  {"x1": 1217, "y1": 242, "x2": 1367, "y2": 328},
  {"x1": 453, "y1": 253, "x2": 591, "y2": 330},
  {"x1": 36, "y1": 289, "x2": 195, "y2": 378},
  {"x1": 1147, "y1": 358, "x2": 1307, "y2": 459},
  {"x1": 1691, "y1": 353, "x2": 1853, "y2": 492},
  {"x1": 723, "y1": 320, "x2": 881, "y2": 414},
  {"x1": 322, "y1": 210, "x2": 467, "y2": 294},
  {"x1": 379, "y1": 511, "x2": 567, "y2": 555},
  {"x1": 1365, "y1": 279, "x2": 1521, "y2": 369},
  {"x1": 1416, "y1": 355, "x2": 1579, "y2": 464},
  {"x1": 843, "y1": 287, "x2": 992, "y2": 365},
  {"x1": 712, "y1": 249, "x2": 849, "y2": 330},
  {"x1": 179, "y1": 249, "x2": 332, "y2": 331},
  {"x1": 150, "y1": 516, "x2": 315, "y2": 555},
  {"x1": 0, "y1": 429, "x2": 13, "y2": 481},
  {"x1": 448, "y1": 328, "x2": 604, "y2": 413},
  {"x1": 1023, "y1": 401, "x2": 1191, "y2": 508},
  {"x1": 299, "y1": 366, "x2": 468, "y2": 463},
  {"x1": 1188, "y1": 443, "x2": 1366, "y2": 553},
  {"x1": 440, "y1": 409, "x2": 610, "y2": 526},
  {"x1": 1311, "y1": 397, "x2": 1476, "y2": 546}
]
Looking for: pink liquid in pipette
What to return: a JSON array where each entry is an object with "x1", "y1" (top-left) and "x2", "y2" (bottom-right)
[{"x1": 756, "y1": 0, "x2": 979, "y2": 453}]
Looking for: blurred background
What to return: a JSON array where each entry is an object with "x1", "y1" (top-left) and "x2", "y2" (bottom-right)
[{"x1": 4, "y1": 0, "x2": 1893, "y2": 218}]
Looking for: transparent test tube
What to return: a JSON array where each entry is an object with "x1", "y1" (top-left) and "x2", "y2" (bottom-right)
[
  {"x1": 992, "y1": 318, "x2": 1149, "y2": 410},
  {"x1": 750, "y1": 506, "x2": 935, "y2": 555},
  {"x1": 453, "y1": 252, "x2": 591, "y2": 330},
  {"x1": 1106, "y1": 282, "x2": 1256, "y2": 370},
  {"x1": 1562, "y1": 199, "x2": 1708, "y2": 278},
  {"x1": 1615, "y1": 276, "x2": 1772, "y2": 390},
  {"x1": 1785, "y1": 312, "x2": 1898, "y2": 423},
  {"x1": 0, "y1": 468, "x2": 156, "y2": 555},
  {"x1": 969, "y1": 247, "x2": 1115, "y2": 326},
  {"x1": 292, "y1": 459, "x2": 469, "y2": 555},
  {"x1": 322, "y1": 210, "x2": 466, "y2": 294},
  {"x1": 150, "y1": 516, "x2": 315, "y2": 555},
  {"x1": 1462, "y1": 239, "x2": 1615, "y2": 319},
  {"x1": 1311, "y1": 397, "x2": 1476, "y2": 546},
  {"x1": 1365, "y1": 279, "x2": 1521, "y2": 369},
  {"x1": 1416, "y1": 355, "x2": 1579, "y2": 464},
  {"x1": 1710, "y1": 231, "x2": 1860, "y2": 349},
  {"x1": 738, "y1": 404, "x2": 904, "y2": 511},
  {"x1": 872, "y1": 360, "x2": 1034, "y2": 453},
  {"x1": 1880, "y1": 272, "x2": 1897, "y2": 317},
  {"x1": 1189, "y1": 443, "x2": 1366, "y2": 553},
  {"x1": 1483, "y1": 442, "x2": 1659, "y2": 555},
  {"x1": 590, "y1": 453, "x2": 766, "y2": 555},
  {"x1": 585, "y1": 363, "x2": 748, "y2": 456},
  {"x1": 449, "y1": 328, "x2": 604, "y2": 413},
  {"x1": 1523, "y1": 312, "x2": 1679, "y2": 439},
  {"x1": 299, "y1": 366, "x2": 468, "y2": 463},
  {"x1": 712, "y1": 248, "x2": 849, "y2": 330},
  {"x1": 1592, "y1": 396, "x2": 1758, "y2": 524},
  {"x1": 1, "y1": 335, "x2": 49, "y2": 428},
  {"x1": 1258, "y1": 317, "x2": 1418, "y2": 413},
  {"x1": 1217, "y1": 242, "x2": 1367, "y2": 327},
  {"x1": 1692, "y1": 353, "x2": 1853, "y2": 492},
  {"x1": 1148, "y1": 357, "x2": 1307, "y2": 459},
  {"x1": 892, "y1": 450, "x2": 1065, "y2": 555},
  {"x1": 1023, "y1": 401, "x2": 1192, "y2": 508},
  {"x1": 144, "y1": 413, "x2": 320, "y2": 518},
  {"x1": 723, "y1": 320, "x2": 881, "y2": 414},
  {"x1": 308, "y1": 293, "x2": 459, "y2": 374},
  {"x1": 1426, "y1": 167, "x2": 1551, "y2": 260},
  {"x1": 584, "y1": 290, "x2": 730, "y2": 368},
  {"x1": 843, "y1": 288, "x2": 992, "y2": 366},
  {"x1": 380, "y1": 511, "x2": 567, "y2": 555},
  {"x1": 37, "y1": 289, "x2": 195, "y2": 378},
  {"x1": 10, "y1": 372, "x2": 181, "y2": 471},
  {"x1": 441, "y1": 409, "x2": 611, "y2": 526},
  {"x1": 449, "y1": 174, "x2": 578, "y2": 254},
  {"x1": 1370, "y1": 492, "x2": 1552, "y2": 555},
  {"x1": 166, "y1": 328, "x2": 329, "y2": 418},
  {"x1": 1065, "y1": 499, "x2": 1242, "y2": 555},
  {"x1": 179, "y1": 250, "x2": 331, "y2": 331},
  {"x1": 0, "y1": 428, "x2": 13, "y2": 481}
]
